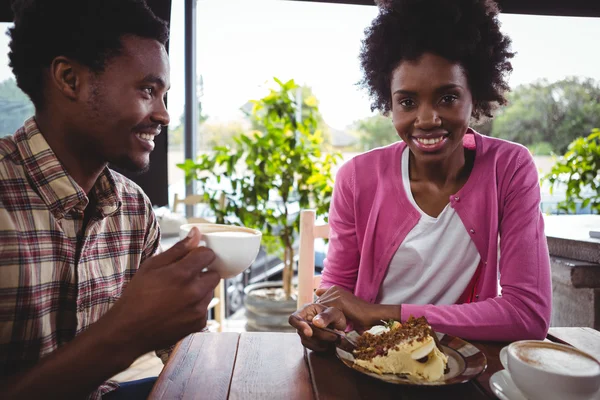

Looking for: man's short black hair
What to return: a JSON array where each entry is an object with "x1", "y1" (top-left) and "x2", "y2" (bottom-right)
[
  {"x1": 8, "y1": 0, "x2": 169, "y2": 109},
  {"x1": 360, "y1": 0, "x2": 515, "y2": 119}
]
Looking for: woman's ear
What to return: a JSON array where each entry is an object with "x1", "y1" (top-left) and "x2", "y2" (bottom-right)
[{"x1": 470, "y1": 99, "x2": 478, "y2": 119}]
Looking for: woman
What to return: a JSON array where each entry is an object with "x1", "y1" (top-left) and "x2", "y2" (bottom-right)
[{"x1": 290, "y1": 0, "x2": 551, "y2": 352}]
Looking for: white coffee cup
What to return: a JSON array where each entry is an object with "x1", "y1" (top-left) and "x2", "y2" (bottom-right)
[
  {"x1": 179, "y1": 223, "x2": 262, "y2": 279},
  {"x1": 500, "y1": 340, "x2": 600, "y2": 400}
]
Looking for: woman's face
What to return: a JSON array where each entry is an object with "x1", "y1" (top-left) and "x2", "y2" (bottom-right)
[{"x1": 390, "y1": 52, "x2": 473, "y2": 164}]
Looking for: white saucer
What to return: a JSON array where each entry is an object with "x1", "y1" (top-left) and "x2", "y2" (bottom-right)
[{"x1": 489, "y1": 369, "x2": 528, "y2": 400}]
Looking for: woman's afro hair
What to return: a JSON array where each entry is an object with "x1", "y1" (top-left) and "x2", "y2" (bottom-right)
[{"x1": 361, "y1": 0, "x2": 515, "y2": 119}]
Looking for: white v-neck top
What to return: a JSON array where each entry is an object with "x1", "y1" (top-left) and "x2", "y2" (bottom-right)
[{"x1": 376, "y1": 147, "x2": 480, "y2": 305}]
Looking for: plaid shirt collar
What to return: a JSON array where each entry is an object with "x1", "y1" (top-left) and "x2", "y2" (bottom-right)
[{"x1": 15, "y1": 117, "x2": 122, "y2": 220}]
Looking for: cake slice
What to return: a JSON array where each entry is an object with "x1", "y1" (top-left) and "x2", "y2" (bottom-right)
[{"x1": 352, "y1": 316, "x2": 448, "y2": 381}]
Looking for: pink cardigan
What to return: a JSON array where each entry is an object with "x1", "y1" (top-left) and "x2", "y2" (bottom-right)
[{"x1": 320, "y1": 131, "x2": 552, "y2": 341}]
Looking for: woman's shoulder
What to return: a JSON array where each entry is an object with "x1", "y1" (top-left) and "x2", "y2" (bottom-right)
[
  {"x1": 471, "y1": 133, "x2": 539, "y2": 197},
  {"x1": 334, "y1": 141, "x2": 404, "y2": 192},
  {"x1": 475, "y1": 132, "x2": 534, "y2": 169},
  {"x1": 344, "y1": 141, "x2": 404, "y2": 170}
]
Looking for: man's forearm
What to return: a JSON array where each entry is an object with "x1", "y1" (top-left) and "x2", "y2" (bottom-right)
[{"x1": 1, "y1": 320, "x2": 138, "y2": 399}]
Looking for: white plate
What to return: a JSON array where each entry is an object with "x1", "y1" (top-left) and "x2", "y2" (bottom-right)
[{"x1": 489, "y1": 369, "x2": 528, "y2": 400}]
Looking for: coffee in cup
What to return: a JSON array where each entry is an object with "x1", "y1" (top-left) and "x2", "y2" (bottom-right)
[
  {"x1": 179, "y1": 223, "x2": 262, "y2": 279},
  {"x1": 500, "y1": 340, "x2": 600, "y2": 400}
]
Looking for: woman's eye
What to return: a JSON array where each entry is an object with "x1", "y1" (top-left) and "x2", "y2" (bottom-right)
[
  {"x1": 441, "y1": 95, "x2": 458, "y2": 104},
  {"x1": 399, "y1": 99, "x2": 415, "y2": 108}
]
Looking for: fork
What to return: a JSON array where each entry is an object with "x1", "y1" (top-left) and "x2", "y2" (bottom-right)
[{"x1": 291, "y1": 314, "x2": 358, "y2": 349}]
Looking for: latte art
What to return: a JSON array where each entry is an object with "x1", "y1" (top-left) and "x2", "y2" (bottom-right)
[{"x1": 513, "y1": 343, "x2": 600, "y2": 377}]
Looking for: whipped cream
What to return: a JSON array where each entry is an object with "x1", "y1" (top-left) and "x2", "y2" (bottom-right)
[{"x1": 366, "y1": 325, "x2": 390, "y2": 336}]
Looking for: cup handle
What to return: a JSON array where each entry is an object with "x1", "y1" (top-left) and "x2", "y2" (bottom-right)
[{"x1": 500, "y1": 346, "x2": 509, "y2": 369}]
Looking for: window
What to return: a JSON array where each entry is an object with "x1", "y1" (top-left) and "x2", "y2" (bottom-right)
[
  {"x1": 179, "y1": 2, "x2": 600, "y2": 160},
  {"x1": 177, "y1": 2, "x2": 600, "y2": 218},
  {"x1": 0, "y1": 22, "x2": 34, "y2": 138}
]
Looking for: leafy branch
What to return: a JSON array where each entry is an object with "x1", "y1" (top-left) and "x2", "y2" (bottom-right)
[
  {"x1": 178, "y1": 78, "x2": 342, "y2": 298},
  {"x1": 543, "y1": 128, "x2": 600, "y2": 214}
]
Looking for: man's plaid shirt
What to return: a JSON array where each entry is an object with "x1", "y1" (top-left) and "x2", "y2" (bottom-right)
[{"x1": 0, "y1": 118, "x2": 161, "y2": 398}]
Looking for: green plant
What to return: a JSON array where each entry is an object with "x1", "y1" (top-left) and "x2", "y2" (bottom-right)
[
  {"x1": 491, "y1": 78, "x2": 600, "y2": 153},
  {"x1": 527, "y1": 142, "x2": 554, "y2": 156},
  {"x1": 178, "y1": 78, "x2": 341, "y2": 299},
  {"x1": 350, "y1": 114, "x2": 397, "y2": 151},
  {"x1": 543, "y1": 128, "x2": 600, "y2": 214}
]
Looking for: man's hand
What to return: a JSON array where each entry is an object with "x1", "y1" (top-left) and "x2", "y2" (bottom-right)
[
  {"x1": 289, "y1": 304, "x2": 347, "y2": 352},
  {"x1": 99, "y1": 226, "x2": 221, "y2": 357}
]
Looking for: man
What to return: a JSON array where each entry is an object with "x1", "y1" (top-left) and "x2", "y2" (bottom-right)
[{"x1": 0, "y1": 1, "x2": 219, "y2": 398}]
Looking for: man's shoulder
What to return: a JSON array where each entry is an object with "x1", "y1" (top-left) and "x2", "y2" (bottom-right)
[
  {"x1": 0, "y1": 134, "x2": 19, "y2": 165},
  {"x1": 0, "y1": 134, "x2": 25, "y2": 180}
]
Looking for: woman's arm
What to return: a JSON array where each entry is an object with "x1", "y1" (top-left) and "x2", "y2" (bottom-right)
[
  {"x1": 402, "y1": 148, "x2": 552, "y2": 341},
  {"x1": 319, "y1": 161, "x2": 361, "y2": 292},
  {"x1": 315, "y1": 285, "x2": 402, "y2": 329}
]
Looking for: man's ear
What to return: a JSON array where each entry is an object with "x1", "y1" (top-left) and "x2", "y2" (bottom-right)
[{"x1": 49, "y1": 56, "x2": 82, "y2": 101}]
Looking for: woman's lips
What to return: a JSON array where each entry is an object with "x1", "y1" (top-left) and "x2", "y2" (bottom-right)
[{"x1": 411, "y1": 134, "x2": 449, "y2": 152}]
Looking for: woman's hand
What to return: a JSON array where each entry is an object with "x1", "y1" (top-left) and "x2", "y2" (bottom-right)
[
  {"x1": 289, "y1": 304, "x2": 347, "y2": 353},
  {"x1": 315, "y1": 286, "x2": 402, "y2": 330},
  {"x1": 315, "y1": 286, "x2": 373, "y2": 329}
]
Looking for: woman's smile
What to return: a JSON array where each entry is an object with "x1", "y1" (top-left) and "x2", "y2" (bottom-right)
[{"x1": 411, "y1": 131, "x2": 451, "y2": 152}]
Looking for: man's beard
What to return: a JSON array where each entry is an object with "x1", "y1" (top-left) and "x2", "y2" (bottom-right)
[
  {"x1": 85, "y1": 83, "x2": 153, "y2": 177},
  {"x1": 109, "y1": 156, "x2": 150, "y2": 176}
]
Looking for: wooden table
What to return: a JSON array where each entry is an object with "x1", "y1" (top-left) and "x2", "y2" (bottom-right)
[{"x1": 149, "y1": 327, "x2": 600, "y2": 400}]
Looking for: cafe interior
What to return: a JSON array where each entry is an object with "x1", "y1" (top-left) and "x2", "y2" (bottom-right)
[{"x1": 1, "y1": 0, "x2": 599, "y2": 399}]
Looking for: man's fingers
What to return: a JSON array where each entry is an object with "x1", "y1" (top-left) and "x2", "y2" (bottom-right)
[
  {"x1": 196, "y1": 270, "x2": 221, "y2": 298},
  {"x1": 197, "y1": 291, "x2": 215, "y2": 313},
  {"x1": 180, "y1": 247, "x2": 217, "y2": 275},
  {"x1": 315, "y1": 288, "x2": 327, "y2": 297},
  {"x1": 146, "y1": 227, "x2": 202, "y2": 268},
  {"x1": 312, "y1": 307, "x2": 347, "y2": 331},
  {"x1": 193, "y1": 272, "x2": 221, "y2": 324}
]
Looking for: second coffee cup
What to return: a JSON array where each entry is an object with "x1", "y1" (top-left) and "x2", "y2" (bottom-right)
[{"x1": 499, "y1": 340, "x2": 600, "y2": 400}]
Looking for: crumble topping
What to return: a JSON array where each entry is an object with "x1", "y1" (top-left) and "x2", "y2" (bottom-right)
[{"x1": 354, "y1": 316, "x2": 432, "y2": 360}]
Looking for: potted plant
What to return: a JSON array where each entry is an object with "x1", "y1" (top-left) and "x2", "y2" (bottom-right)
[
  {"x1": 178, "y1": 78, "x2": 340, "y2": 330},
  {"x1": 543, "y1": 128, "x2": 600, "y2": 214}
]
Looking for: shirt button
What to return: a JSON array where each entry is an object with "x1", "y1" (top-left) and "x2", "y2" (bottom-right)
[
  {"x1": 470, "y1": 229, "x2": 475, "y2": 234},
  {"x1": 475, "y1": 295, "x2": 480, "y2": 299},
  {"x1": 454, "y1": 196, "x2": 460, "y2": 202}
]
